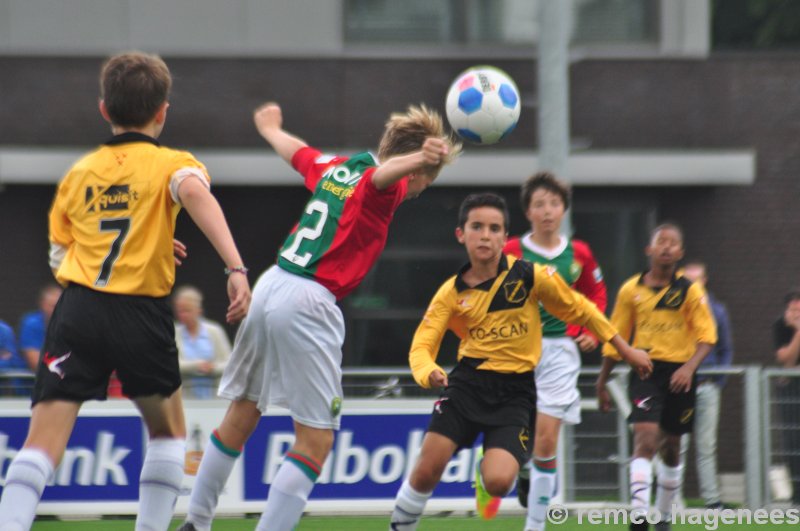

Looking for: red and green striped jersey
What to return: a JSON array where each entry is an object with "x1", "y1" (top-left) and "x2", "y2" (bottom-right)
[
  {"x1": 277, "y1": 147, "x2": 407, "y2": 300},
  {"x1": 504, "y1": 234, "x2": 607, "y2": 338}
]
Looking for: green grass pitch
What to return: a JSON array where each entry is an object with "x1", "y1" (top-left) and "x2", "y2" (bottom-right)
[{"x1": 29, "y1": 515, "x2": 799, "y2": 530}]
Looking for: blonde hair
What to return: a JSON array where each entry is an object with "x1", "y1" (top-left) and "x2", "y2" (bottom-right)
[
  {"x1": 377, "y1": 104, "x2": 461, "y2": 176},
  {"x1": 173, "y1": 285, "x2": 203, "y2": 309}
]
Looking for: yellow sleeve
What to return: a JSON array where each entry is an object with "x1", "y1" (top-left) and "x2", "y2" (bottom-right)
[
  {"x1": 409, "y1": 279, "x2": 455, "y2": 389},
  {"x1": 48, "y1": 178, "x2": 73, "y2": 247},
  {"x1": 685, "y1": 284, "x2": 718, "y2": 345},
  {"x1": 174, "y1": 151, "x2": 210, "y2": 183},
  {"x1": 602, "y1": 281, "x2": 635, "y2": 360},
  {"x1": 534, "y1": 264, "x2": 617, "y2": 343}
]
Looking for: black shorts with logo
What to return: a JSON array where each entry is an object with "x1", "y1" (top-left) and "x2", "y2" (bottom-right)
[
  {"x1": 32, "y1": 283, "x2": 180, "y2": 405},
  {"x1": 426, "y1": 357, "x2": 536, "y2": 465},
  {"x1": 628, "y1": 359, "x2": 697, "y2": 435}
]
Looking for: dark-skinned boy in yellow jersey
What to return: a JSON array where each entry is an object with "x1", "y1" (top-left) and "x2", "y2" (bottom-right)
[
  {"x1": 597, "y1": 223, "x2": 717, "y2": 531},
  {"x1": 389, "y1": 193, "x2": 651, "y2": 530},
  {"x1": 0, "y1": 52, "x2": 251, "y2": 531}
]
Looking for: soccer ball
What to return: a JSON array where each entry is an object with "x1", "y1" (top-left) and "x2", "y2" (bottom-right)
[{"x1": 445, "y1": 66, "x2": 521, "y2": 145}]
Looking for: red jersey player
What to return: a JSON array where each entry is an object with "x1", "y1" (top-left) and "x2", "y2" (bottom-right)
[
  {"x1": 178, "y1": 103, "x2": 460, "y2": 531},
  {"x1": 504, "y1": 172, "x2": 607, "y2": 531}
]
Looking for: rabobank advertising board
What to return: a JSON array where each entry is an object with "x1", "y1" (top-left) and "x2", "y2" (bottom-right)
[
  {"x1": 0, "y1": 399, "x2": 485, "y2": 515},
  {"x1": 244, "y1": 411, "x2": 479, "y2": 501}
]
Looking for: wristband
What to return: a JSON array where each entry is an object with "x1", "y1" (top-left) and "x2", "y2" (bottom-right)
[{"x1": 224, "y1": 266, "x2": 249, "y2": 276}]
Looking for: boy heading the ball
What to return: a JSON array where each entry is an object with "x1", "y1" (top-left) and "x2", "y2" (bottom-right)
[
  {"x1": 179, "y1": 103, "x2": 460, "y2": 531},
  {"x1": 0, "y1": 51, "x2": 251, "y2": 531}
]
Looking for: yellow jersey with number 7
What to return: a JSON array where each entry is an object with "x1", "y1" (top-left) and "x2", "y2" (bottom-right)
[{"x1": 49, "y1": 133, "x2": 209, "y2": 297}]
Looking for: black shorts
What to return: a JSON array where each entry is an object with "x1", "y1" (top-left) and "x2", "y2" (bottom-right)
[
  {"x1": 628, "y1": 360, "x2": 697, "y2": 435},
  {"x1": 427, "y1": 358, "x2": 536, "y2": 466},
  {"x1": 32, "y1": 283, "x2": 180, "y2": 405}
]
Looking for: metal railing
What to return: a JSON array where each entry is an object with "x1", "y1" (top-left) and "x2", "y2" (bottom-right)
[{"x1": 0, "y1": 364, "x2": 791, "y2": 509}]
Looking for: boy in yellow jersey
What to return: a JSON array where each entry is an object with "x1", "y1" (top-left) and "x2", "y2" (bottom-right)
[
  {"x1": 388, "y1": 193, "x2": 651, "y2": 531},
  {"x1": 0, "y1": 52, "x2": 251, "y2": 531},
  {"x1": 597, "y1": 223, "x2": 717, "y2": 531}
]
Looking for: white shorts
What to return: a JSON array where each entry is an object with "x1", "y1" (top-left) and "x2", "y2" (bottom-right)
[
  {"x1": 219, "y1": 266, "x2": 345, "y2": 430},
  {"x1": 534, "y1": 336, "x2": 581, "y2": 425}
]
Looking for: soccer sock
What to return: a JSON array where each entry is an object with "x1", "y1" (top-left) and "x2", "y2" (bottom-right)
[
  {"x1": 256, "y1": 451, "x2": 321, "y2": 531},
  {"x1": 525, "y1": 456, "x2": 557, "y2": 531},
  {"x1": 135, "y1": 438, "x2": 185, "y2": 531},
  {"x1": 0, "y1": 448, "x2": 54, "y2": 530},
  {"x1": 630, "y1": 457, "x2": 653, "y2": 520},
  {"x1": 390, "y1": 478, "x2": 433, "y2": 531},
  {"x1": 655, "y1": 461, "x2": 682, "y2": 521},
  {"x1": 185, "y1": 430, "x2": 242, "y2": 531}
]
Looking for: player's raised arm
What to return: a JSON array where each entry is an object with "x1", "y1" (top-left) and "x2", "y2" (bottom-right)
[
  {"x1": 253, "y1": 103, "x2": 308, "y2": 164},
  {"x1": 371, "y1": 137, "x2": 448, "y2": 191}
]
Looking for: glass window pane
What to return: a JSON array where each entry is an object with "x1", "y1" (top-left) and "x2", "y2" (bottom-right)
[
  {"x1": 573, "y1": 0, "x2": 659, "y2": 44},
  {"x1": 345, "y1": 0, "x2": 659, "y2": 46}
]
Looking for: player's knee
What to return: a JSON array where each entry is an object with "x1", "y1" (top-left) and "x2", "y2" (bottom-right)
[
  {"x1": 409, "y1": 465, "x2": 440, "y2": 492},
  {"x1": 294, "y1": 428, "x2": 334, "y2": 463},
  {"x1": 534, "y1": 433, "x2": 558, "y2": 456},
  {"x1": 634, "y1": 437, "x2": 659, "y2": 458},
  {"x1": 483, "y1": 473, "x2": 515, "y2": 497}
]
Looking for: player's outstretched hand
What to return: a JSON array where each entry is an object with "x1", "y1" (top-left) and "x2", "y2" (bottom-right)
[
  {"x1": 173, "y1": 239, "x2": 187, "y2": 266},
  {"x1": 226, "y1": 273, "x2": 251, "y2": 323},
  {"x1": 669, "y1": 364, "x2": 694, "y2": 393},
  {"x1": 428, "y1": 369, "x2": 448, "y2": 389},
  {"x1": 254, "y1": 102, "x2": 282, "y2": 139},
  {"x1": 421, "y1": 137, "x2": 449, "y2": 166},
  {"x1": 596, "y1": 381, "x2": 612, "y2": 413}
]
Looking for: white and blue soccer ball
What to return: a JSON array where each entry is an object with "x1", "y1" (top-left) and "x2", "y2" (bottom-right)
[{"x1": 445, "y1": 66, "x2": 521, "y2": 145}]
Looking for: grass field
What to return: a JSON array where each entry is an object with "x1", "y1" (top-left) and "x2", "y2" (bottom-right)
[{"x1": 28, "y1": 515, "x2": 800, "y2": 530}]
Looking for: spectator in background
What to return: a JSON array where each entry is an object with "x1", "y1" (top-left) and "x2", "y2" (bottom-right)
[
  {"x1": 680, "y1": 261, "x2": 733, "y2": 509},
  {"x1": 0, "y1": 320, "x2": 28, "y2": 396},
  {"x1": 174, "y1": 285, "x2": 232, "y2": 399},
  {"x1": 774, "y1": 289, "x2": 800, "y2": 505},
  {"x1": 18, "y1": 284, "x2": 62, "y2": 371}
]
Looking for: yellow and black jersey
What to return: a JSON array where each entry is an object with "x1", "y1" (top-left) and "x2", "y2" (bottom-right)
[
  {"x1": 602, "y1": 272, "x2": 717, "y2": 364},
  {"x1": 409, "y1": 254, "x2": 618, "y2": 388},
  {"x1": 49, "y1": 133, "x2": 209, "y2": 297}
]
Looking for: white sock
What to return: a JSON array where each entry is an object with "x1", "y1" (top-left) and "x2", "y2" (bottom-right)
[
  {"x1": 0, "y1": 448, "x2": 54, "y2": 530},
  {"x1": 630, "y1": 457, "x2": 653, "y2": 519},
  {"x1": 185, "y1": 433, "x2": 240, "y2": 531},
  {"x1": 256, "y1": 452, "x2": 321, "y2": 531},
  {"x1": 135, "y1": 438, "x2": 185, "y2": 531},
  {"x1": 655, "y1": 461, "x2": 682, "y2": 520},
  {"x1": 389, "y1": 478, "x2": 432, "y2": 531},
  {"x1": 525, "y1": 457, "x2": 556, "y2": 531}
]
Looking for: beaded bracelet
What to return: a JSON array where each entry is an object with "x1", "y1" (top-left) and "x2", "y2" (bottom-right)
[{"x1": 224, "y1": 266, "x2": 249, "y2": 276}]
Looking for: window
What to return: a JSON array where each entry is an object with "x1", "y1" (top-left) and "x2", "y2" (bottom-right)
[{"x1": 344, "y1": 0, "x2": 659, "y2": 46}]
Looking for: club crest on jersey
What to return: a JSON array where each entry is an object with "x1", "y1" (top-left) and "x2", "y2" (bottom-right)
[
  {"x1": 85, "y1": 184, "x2": 139, "y2": 213},
  {"x1": 43, "y1": 351, "x2": 71, "y2": 379},
  {"x1": 331, "y1": 397, "x2": 342, "y2": 418},
  {"x1": 503, "y1": 279, "x2": 527, "y2": 304},
  {"x1": 662, "y1": 287, "x2": 685, "y2": 308},
  {"x1": 569, "y1": 261, "x2": 583, "y2": 279}
]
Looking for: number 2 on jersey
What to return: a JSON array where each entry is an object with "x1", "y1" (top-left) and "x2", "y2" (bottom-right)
[
  {"x1": 95, "y1": 217, "x2": 131, "y2": 287},
  {"x1": 281, "y1": 200, "x2": 329, "y2": 268}
]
